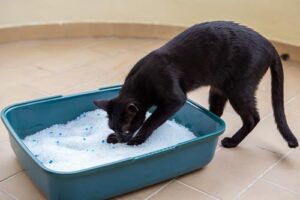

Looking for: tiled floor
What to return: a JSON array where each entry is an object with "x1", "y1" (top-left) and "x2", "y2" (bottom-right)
[{"x1": 0, "y1": 37, "x2": 299, "y2": 200}]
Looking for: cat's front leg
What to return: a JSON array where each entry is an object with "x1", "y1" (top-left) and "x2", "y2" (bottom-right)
[{"x1": 127, "y1": 96, "x2": 186, "y2": 146}]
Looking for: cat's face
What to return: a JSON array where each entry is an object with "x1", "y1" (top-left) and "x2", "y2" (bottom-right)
[{"x1": 94, "y1": 98, "x2": 146, "y2": 142}]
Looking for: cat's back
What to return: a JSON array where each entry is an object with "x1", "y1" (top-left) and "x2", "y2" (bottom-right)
[
  {"x1": 158, "y1": 21, "x2": 273, "y2": 55},
  {"x1": 152, "y1": 21, "x2": 275, "y2": 89},
  {"x1": 125, "y1": 21, "x2": 276, "y2": 92}
]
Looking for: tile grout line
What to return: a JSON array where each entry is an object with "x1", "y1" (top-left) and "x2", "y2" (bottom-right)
[
  {"x1": 0, "y1": 140, "x2": 10, "y2": 144},
  {"x1": 261, "y1": 178, "x2": 300, "y2": 196},
  {"x1": 0, "y1": 170, "x2": 24, "y2": 183},
  {"x1": 0, "y1": 187, "x2": 18, "y2": 200},
  {"x1": 29, "y1": 38, "x2": 99, "y2": 56},
  {"x1": 285, "y1": 93, "x2": 300, "y2": 105},
  {"x1": 60, "y1": 65, "x2": 126, "y2": 94},
  {"x1": 255, "y1": 145, "x2": 284, "y2": 155},
  {"x1": 176, "y1": 180, "x2": 221, "y2": 200},
  {"x1": 21, "y1": 83, "x2": 50, "y2": 96},
  {"x1": 143, "y1": 179, "x2": 175, "y2": 200},
  {"x1": 233, "y1": 149, "x2": 293, "y2": 200},
  {"x1": 259, "y1": 92, "x2": 300, "y2": 121},
  {"x1": 31, "y1": 63, "x2": 57, "y2": 75},
  {"x1": 216, "y1": 107, "x2": 273, "y2": 154},
  {"x1": 24, "y1": 57, "x2": 128, "y2": 95},
  {"x1": 27, "y1": 50, "x2": 105, "y2": 78}
]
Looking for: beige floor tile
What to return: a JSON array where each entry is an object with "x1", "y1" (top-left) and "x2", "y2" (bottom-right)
[
  {"x1": 25, "y1": 63, "x2": 113, "y2": 95},
  {"x1": 283, "y1": 61, "x2": 300, "y2": 99},
  {"x1": 63, "y1": 72, "x2": 124, "y2": 95},
  {"x1": 85, "y1": 51, "x2": 140, "y2": 74},
  {"x1": 117, "y1": 181, "x2": 170, "y2": 200},
  {"x1": 240, "y1": 180, "x2": 299, "y2": 200},
  {"x1": 31, "y1": 47, "x2": 102, "y2": 73},
  {"x1": 187, "y1": 87, "x2": 210, "y2": 109},
  {"x1": 0, "y1": 171, "x2": 46, "y2": 200},
  {"x1": 112, "y1": 52, "x2": 153, "y2": 76},
  {"x1": 22, "y1": 37, "x2": 166, "y2": 95},
  {"x1": 259, "y1": 60, "x2": 300, "y2": 100},
  {"x1": 0, "y1": 187, "x2": 14, "y2": 200},
  {"x1": 29, "y1": 38, "x2": 95, "y2": 54},
  {"x1": 87, "y1": 37, "x2": 159, "y2": 56},
  {"x1": 86, "y1": 40, "x2": 162, "y2": 73},
  {"x1": 245, "y1": 115, "x2": 292, "y2": 153},
  {"x1": 0, "y1": 65, "x2": 54, "y2": 89},
  {"x1": 0, "y1": 41, "x2": 48, "y2": 67},
  {"x1": 285, "y1": 95, "x2": 300, "y2": 135},
  {"x1": 178, "y1": 145, "x2": 282, "y2": 200},
  {"x1": 0, "y1": 141, "x2": 22, "y2": 181},
  {"x1": 87, "y1": 41, "x2": 153, "y2": 73},
  {"x1": 218, "y1": 111, "x2": 242, "y2": 144},
  {"x1": 257, "y1": 69, "x2": 271, "y2": 91},
  {"x1": 263, "y1": 149, "x2": 300, "y2": 194},
  {"x1": 26, "y1": 52, "x2": 134, "y2": 95},
  {"x1": 29, "y1": 37, "x2": 163, "y2": 74},
  {"x1": 150, "y1": 181, "x2": 214, "y2": 200},
  {"x1": 255, "y1": 89, "x2": 273, "y2": 118},
  {"x1": 130, "y1": 39, "x2": 166, "y2": 56},
  {"x1": 0, "y1": 123, "x2": 9, "y2": 142},
  {"x1": 246, "y1": 95, "x2": 300, "y2": 153},
  {"x1": 0, "y1": 85, "x2": 46, "y2": 109}
]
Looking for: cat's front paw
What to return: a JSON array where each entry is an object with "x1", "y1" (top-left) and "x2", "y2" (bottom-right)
[
  {"x1": 127, "y1": 136, "x2": 146, "y2": 146},
  {"x1": 221, "y1": 137, "x2": 239, "y2": 148},
  {"x1": 107, "y1": 133, "x2": 119, "y2": 144}
]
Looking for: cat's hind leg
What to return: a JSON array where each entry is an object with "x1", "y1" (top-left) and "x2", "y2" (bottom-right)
[
  {"x1": 209, "y1": 87, "x2": 228, "y2": 117},
  {"x1": 221, "y1": 90, "x2": 260, "y2": 148}
]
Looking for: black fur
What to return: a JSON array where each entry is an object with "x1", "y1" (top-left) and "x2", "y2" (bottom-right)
[{"x1": 94, "y1": 21, "x2": 298, "y2": 148}]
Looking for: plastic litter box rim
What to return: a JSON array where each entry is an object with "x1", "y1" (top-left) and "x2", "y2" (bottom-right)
[{"x1": 1, "y1": 85, "x2": 225, "y2": 177}]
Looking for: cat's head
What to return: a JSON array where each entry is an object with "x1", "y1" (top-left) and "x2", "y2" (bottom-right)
[{"x1": 94, "y1": 98, "x2": 146, "y2": 142}]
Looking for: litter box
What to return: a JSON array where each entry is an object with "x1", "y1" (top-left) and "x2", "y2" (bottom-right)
[{"x1": 1, "y1": 85, "x2": 225, "y2": 200}]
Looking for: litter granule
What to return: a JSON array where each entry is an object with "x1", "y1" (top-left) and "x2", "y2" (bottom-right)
[{"x1": 23, "y1": 109, "x2": 196, "y2": 172}]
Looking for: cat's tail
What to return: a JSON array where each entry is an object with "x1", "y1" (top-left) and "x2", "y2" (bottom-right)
[{"x1": 270, "y1": 49, "x2": 298, "y2": 148}]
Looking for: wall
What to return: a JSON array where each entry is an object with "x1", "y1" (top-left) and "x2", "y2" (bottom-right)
[{"x1": 0, "y1": 0, "x2": 299, "y2": 46}]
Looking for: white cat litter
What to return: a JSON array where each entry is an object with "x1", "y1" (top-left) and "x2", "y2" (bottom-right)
[{"x1": 23, "y1": 109, "x2": 196, "y2": 172}]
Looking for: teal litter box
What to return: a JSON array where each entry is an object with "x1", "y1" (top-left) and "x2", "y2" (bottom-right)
[{"x1": 1, "y1": 85, "x2": 225, "y2": 200}]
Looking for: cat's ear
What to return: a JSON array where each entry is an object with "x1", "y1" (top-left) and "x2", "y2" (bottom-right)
[
  {"x1": 94, "y1": 99, "x2": 109, "y2": 111},
  {"x1": 126, "y1": 102, "x2": 139, "y2": 115}
]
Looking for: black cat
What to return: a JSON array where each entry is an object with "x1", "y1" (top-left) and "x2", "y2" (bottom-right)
[{"x1": 94, "y1": 21, "x2": 298, "y2": 148}]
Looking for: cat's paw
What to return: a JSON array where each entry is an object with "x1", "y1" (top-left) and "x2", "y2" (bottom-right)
[
  {"x1": 221, "y1": 137, "x2": 239, "y2": 148},
  {"x1": 288, "y1": 139, "x2": 298, "y2": 148},
  {"x1": 106, "y1": 133, "x2": 119, "y2": 144},
  {"x1": 127, "y1": 136, "x2": 146, "y2": 146}
]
